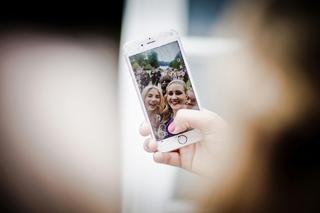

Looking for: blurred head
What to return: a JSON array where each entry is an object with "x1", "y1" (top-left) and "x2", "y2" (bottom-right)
[
  {"x1": 142, "y1": 85, "x2": 164, "y2": 113},
  {"x1": 186, "y1": 89, "x2": 197, "y2": 109},
  {"x1": 201, "y1": 0, "x2": 320, "y2": 212},
  {"x1": 160, "y1": 74, "x2": 172, "y2": 93},
  {"x1": 0, "y1": 32, "x2": 120, "y2": 212},
  {"x1": 165, "y1": 80, "x2": 188, "y2": 113}
]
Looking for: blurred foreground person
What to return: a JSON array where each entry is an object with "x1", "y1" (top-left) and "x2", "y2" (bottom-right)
[
  {"x1": 0, "y1": 32, "x2": 120, "y2": 212},
  {"x1": 141, "y1": 0, "x2": 320, "y2": 212}
]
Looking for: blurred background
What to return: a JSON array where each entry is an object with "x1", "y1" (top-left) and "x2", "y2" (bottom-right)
[{"x1": 0, "y1": 0, "x2": 262, "y2": 212}]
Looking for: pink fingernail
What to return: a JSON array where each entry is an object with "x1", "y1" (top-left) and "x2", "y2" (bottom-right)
[{"x1": 168, "y1": 122, "x2": 175, "y2": 133}]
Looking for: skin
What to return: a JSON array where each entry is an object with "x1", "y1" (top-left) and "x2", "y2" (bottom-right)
[
  {"x1": 166, "y1": 83, "x2": 188, "y2": 116},
  {"x1": 140, "y1": 109, "x2": 229, "y2": 176},
  {"x1": 144, "y1": 88, "x2": 161, "y2": 112}
]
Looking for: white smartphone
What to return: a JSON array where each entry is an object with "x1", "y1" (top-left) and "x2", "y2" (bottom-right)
[{"x1": 123, "y1": 30, "x2": 202, "y2": 152}]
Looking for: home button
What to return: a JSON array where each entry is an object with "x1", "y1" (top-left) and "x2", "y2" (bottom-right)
[{"x1": 178, "y1": 135, "x2": 187, "y2": 145}]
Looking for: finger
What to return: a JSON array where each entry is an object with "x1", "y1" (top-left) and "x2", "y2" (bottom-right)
[
  {"x1": 143, "y1": 138, "x2": 158, "y2": 153},
  {"x1": 139, "y1": 121, "x2": 151, "y2": 136},
  {"x1": 179, "y1": 143, "x2": 195, "y2": 170},
  {"x1": 170, "y1": 108, "x2": 226, "y2": 134},
  {"x1": 153, "y1": 152, "x2": 181, "y2": 167}
]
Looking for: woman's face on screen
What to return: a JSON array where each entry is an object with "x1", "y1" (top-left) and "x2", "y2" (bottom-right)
[
  {"x1": 144, "y1": 88, "x2": 161, "y2": 112},
  {"x1": 166, "y1": 83, "x2": 187, "y2": 111}
]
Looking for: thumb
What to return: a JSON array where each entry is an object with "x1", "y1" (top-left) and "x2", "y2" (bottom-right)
[{"x1": 170, "y1": 109, "x2": 226, "y2": 134}]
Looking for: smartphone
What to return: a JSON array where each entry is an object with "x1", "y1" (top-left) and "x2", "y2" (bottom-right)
[{"x1": 123, "y1": 30, "x2": 202, "y2": 152}]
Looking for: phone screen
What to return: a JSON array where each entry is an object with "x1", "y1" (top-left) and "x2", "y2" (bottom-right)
[{"x1": 129, "y1": 41, "x2": 199, "y2": 140}]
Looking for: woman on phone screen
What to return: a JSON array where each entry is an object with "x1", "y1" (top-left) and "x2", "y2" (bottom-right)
[
  {"x1": 142, "y1": 85, "x2": 165, "y2": 139},
  {"x1": 163, "y1": 80, "x2": 190, "y2": 138}
]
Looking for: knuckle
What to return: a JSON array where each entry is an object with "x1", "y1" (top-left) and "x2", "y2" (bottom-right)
[{"x1": 163, "y1": 154, "x2": 171, "y2": 164}]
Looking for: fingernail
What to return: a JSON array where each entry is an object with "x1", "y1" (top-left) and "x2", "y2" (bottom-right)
[
  {"x1": 154, "y1": 152, "x2": 163, "y2": 162},
  {"x1": 168, "y1": 122, "x2": 175, "y2": 133}
]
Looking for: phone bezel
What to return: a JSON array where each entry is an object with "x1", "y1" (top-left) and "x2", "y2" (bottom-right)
[{"x1": 123, "y1": 30, "x2": 203, "y2": 152}]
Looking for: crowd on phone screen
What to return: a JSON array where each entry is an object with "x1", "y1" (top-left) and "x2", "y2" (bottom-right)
[{"x1": 138, "y1": 67, "x2": 198, "y2": 140}]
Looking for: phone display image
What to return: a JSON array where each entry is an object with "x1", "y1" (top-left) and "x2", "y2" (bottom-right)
[{"x1": 129, "y1": 41, "x2": 199, "y2": 140}]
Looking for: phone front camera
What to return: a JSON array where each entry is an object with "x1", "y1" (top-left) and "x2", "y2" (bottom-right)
[{"x1": 141, "y1": 44, "x2": 143, "y2": 47}]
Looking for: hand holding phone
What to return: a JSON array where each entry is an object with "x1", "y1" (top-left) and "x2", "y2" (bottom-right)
[
  {"x1": 124, "y1": 30, "x2": 202, "y2": 152},
  {"x1": 140, "y1": 109, "x2": 229, "y2": 177}
]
